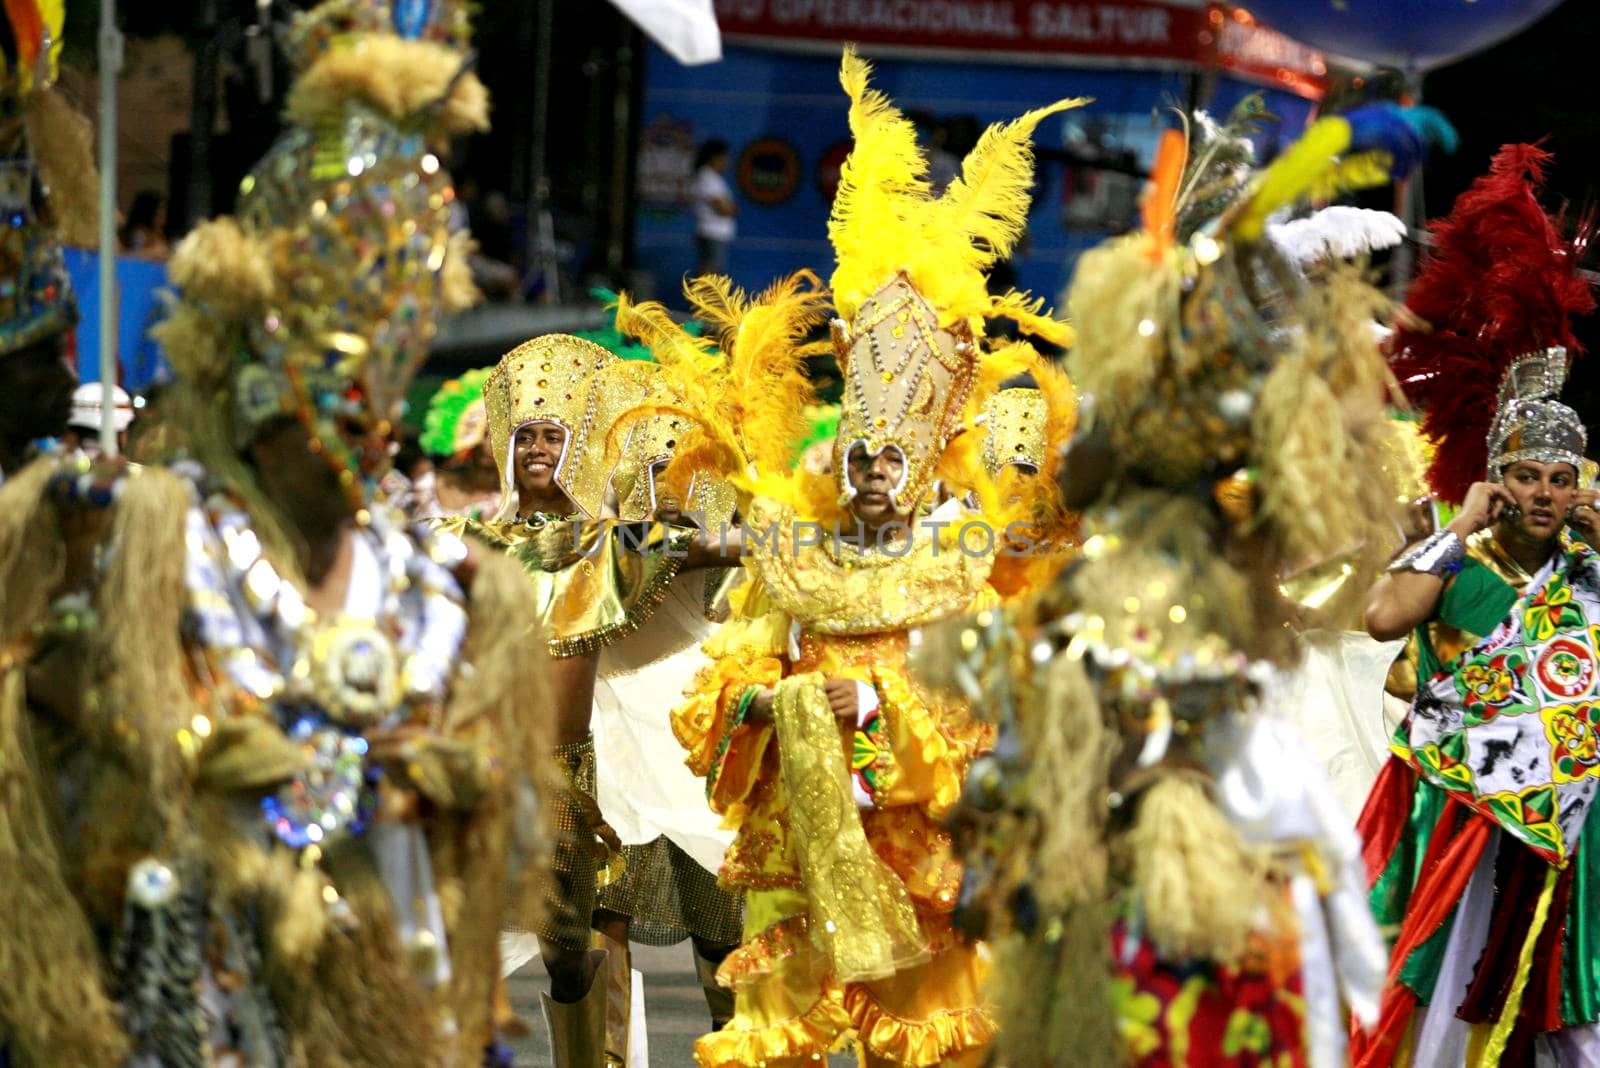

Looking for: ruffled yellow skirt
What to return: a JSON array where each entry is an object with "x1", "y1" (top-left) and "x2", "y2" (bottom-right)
[{"x1": 695, "y1": 888, "x2": 994, "y2": 1068}]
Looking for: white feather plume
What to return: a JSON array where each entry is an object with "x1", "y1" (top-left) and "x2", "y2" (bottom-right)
[{"x1": 1267, "y1": 206, "x2": 1408, "y2": 266}]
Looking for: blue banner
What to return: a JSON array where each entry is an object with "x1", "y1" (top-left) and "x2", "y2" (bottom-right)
[
  {"x1": 635, "y1": 43, "x2": 1314, "y2": 308},
  {"x1": 63, "y1": 248, "x2": 170, "y2": 391}
]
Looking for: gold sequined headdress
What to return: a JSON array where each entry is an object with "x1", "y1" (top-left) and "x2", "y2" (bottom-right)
[
  {"x1": 827, "y1": 48, "x2": 1083, "y2": 509},
  {"x1": 980, "y1": 388, "x2": 1050, "y2": 476},
  {"x1": 484, "y1": 334, "x2": 621, "y2": 519},
  {"x1": 598, "y1": 360, "x2": 739, "y2": 527},
  {"x1": 1488, "y1": 348, "x2": 1586, "y2": 477},
  {"x1": 158, "y1": 0, "x2": 485, "y2": 500}
]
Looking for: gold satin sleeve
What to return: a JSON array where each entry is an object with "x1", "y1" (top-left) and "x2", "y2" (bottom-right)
[
  {"x1": 454, "y1": 517, "x2": 695, "y2": 658},
  {"x1": 673, "y1": 580, "x2": 791, "y2": 816},
  {"x1": 867, "y1": 662, "x2": 991, "y2": 819},
  {"x1": 676, "y1": 653, "x2": 783, "y2": 816}
]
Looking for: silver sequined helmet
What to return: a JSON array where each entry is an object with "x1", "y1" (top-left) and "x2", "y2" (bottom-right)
[{"x1": 1487, "y1": 347, "x2": 1587, "y2": 478}]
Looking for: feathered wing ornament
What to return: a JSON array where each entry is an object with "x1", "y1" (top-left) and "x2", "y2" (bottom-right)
[
  {"x1": 575, "y1": 285, "x2": 709, "y2": 361},
  {"x1": 939, "y1": 91, "x2": 1095, "y2": 257},
  {"x1": 692, "y1": 270, "x2": 834, "y2": 475},
  {"x1": 1175, "y1": 102, "x2": 1262, "y2": 238},
  {"x1": 1389, "y1": 144, "x2": 1594, "y2": 503},
  {"x1": 681, "y1": 272, "x2": 752, "y2": 336},
  {"x1": 986, "y1": 290, "x2": 1077, "y2": 349},
  {"x1": 828, "y1": 48, "x2": 931, "y2": 321},
  {"x1": 609, "y1": 272, "x2": 830, "y2": 503}
]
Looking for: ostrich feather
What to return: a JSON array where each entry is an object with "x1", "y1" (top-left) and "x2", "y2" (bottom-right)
[{"x1": 1267, "y1": 207, "x2": 1408, "y2": 266}]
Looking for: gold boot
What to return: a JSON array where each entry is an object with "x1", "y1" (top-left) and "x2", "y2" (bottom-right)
[
  {"x1": 596, "y1": 933, "x2": 633, "y2": 1066},
  {"x1": 540, "y1": 949, "x2": 608, "y2": 1068},
  {"x1": 692, "y1": 945, "x2": 735, "y2": 1031}
]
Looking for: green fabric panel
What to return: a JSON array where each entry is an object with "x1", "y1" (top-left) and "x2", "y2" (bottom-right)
[
  {"x1": 1368, "y1": 779, "x2": 1457, "y2": 1003},
  {"x1": 1397, "y1": 899, "x2": 1457, "y2": 1005},
  {"x1": 1562, "y1": 808, "x2": 1600, "y2": 1026},
  {"x1": 1387, "y1": 559, "x2": 1516, "y2": 1000},
  {"x1": 1413, "y1": 558, "x2": 1520, "y2": 684},
  {"x1": 1370, "y1": 778, "x2": 1446, "y2": 929}
]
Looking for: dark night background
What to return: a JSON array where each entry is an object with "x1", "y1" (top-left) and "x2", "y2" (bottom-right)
[
  {"x1": 73, "y1": 1, "x2": 1600, "y2": 421},
  {"x1": 1418, "y1": 1, "x2": 1600, "y2": 426}
]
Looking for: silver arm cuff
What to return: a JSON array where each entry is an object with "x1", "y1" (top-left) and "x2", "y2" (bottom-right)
[{"x1": 1388, "y1": 529, "x2": 1465, "y2": 578}]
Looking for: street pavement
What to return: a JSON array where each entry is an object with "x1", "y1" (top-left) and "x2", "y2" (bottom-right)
[{"x1": 505, "y1": 943, "x2": 856, "y2": 1067}]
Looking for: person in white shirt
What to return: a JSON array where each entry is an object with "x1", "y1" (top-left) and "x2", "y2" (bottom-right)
[
  {"x1": 60, "y1": 382, "x2": 136, "y2": 460},
  {"x1": 690, "y1": 139, "x2": 736, "y2": 275}
]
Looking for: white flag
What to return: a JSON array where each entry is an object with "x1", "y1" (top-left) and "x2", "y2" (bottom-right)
[{"x1": 607, "y1": 0, "x2": 722, "y2": 65}]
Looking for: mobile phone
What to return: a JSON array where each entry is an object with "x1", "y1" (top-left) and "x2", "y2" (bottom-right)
[{"x1": 1563, "y1": 463, "x2": 1598, "y2": 531}]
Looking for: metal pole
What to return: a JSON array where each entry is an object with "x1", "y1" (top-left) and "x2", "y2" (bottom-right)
[
  {"x1": 605, "y1": 26, "x2": 636, "y2": 278},
  {"x1": 188, "y1": 0, "x2": 220, "y2": 227},
  {"x1": 526, "y1": 0, "x2": 559, "y2": 303},
  {"x1": 98, "y1": 0, "x2": 123, "y2": 457},
  {"x1": 1390, "y1": 62, "x2": 1424, "y2": 299}
]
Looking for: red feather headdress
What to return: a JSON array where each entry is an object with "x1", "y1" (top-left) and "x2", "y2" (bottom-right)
[{"x1": 1389, "y1": 144, "x2": 1594, "y2": 503}]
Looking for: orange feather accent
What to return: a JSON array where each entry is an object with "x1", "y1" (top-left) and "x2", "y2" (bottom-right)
[{"x1": 1143, "y1": 128, "x2": 1188, "y2": 257}]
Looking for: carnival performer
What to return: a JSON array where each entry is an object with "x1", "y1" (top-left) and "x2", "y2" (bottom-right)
[
  {"x1": 1357, "y1": 144, "x2": 1600, "y2": 1066},
  {"x1": 457, "y1": 332, "x2": 743, "y2": 1067},
  {"x1": 87, "y1": 3, "x2": 551, "y2": 1065},
  {"x1": 411, "y1": 368, "x2": 503, "y2": 521},
  {"x1": 589, "y1": 354, "x2": 747, "y2": 1045},
  {"x1": 624, "y1": 48, "x2": 1081, "y2": 1067},
  {"x1": 909, "y1": 100, "x2": 1457, "y2": 1066},
  {"x1": 0, "y1": 4, "x2": 150, "y2": 1064}
]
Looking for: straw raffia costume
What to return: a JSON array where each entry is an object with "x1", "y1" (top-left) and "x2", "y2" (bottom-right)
[{"x1": 110, "y1": 3, "x2": 552, "y2": 1065}]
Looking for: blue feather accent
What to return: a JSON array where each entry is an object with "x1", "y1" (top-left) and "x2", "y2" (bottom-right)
[
  {"x1": 1343, "y1": 104, "x2": 1425, "y2": 173},
  {"x1": 391, "y1": 0, "x2": 434, "y2": 39},
  {"x1": 1341, "y1": 103, "x2": 1457, "y2": 181},
  {"x1": 1399, "y1": 106, "x2": 1460, "y2": 155}
]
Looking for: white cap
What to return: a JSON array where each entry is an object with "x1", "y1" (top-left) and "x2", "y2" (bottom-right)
[{"x1": 70, "y1": 383, "x2": 136, "y2": 433}]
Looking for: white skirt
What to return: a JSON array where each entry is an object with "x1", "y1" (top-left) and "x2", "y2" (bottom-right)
[
  {"x1": 1277, "y1": 629, "x2": 1408, "y2": 819},
  {"x1": 591, "y1": 573, "x2": 734, "y2": 875}
]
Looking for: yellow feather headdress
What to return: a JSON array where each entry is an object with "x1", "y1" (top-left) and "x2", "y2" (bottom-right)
[
  {"x1": 828, "y1": 47, "x2": 1085, "y2": 510},
  {"x1": 829, "y1": 47, "x2": 1086, "y2": 337},
  {"x1": 608, "y1": 271, "x2": 831, "y2": 516}
]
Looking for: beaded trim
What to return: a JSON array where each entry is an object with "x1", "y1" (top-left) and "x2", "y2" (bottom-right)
[
  {"x1": 1494, "y1": 447, "x2": 1584, "y2": 470},
  {"x1": 544, "y1": 527, "x2": 693, "y2": 658}
]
